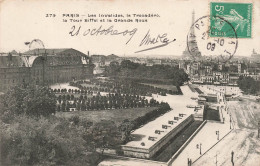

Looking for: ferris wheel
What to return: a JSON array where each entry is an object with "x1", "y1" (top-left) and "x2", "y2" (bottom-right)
[{"x1": 28, "y1": 39, "x2": 45, "y2": 50}]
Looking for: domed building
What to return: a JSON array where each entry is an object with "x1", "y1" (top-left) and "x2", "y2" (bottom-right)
[{"x1": 0, "y1": 48, "x2": 94, "y2": 92}]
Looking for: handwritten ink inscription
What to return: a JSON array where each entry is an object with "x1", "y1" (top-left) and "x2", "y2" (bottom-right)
[
  {"x1": 69, "y1": 25, "x2": 137, "y2": 44},
  {"x1": 69, "y1": 25, "x2": 176, "y2": 53},
  {"x1": 136, "y1": 30, "x2": 176, "y2": 53}
]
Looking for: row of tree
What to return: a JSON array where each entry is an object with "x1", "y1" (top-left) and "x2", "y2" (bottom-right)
[
  {"x1": 52, "y1": 88, "x2": 88, "y2": 94},
  {"x1": 56, "y1": 93, "x2": 161, "y2": 112},
  {"x1": 68, "y1": 78, "x2": 182, "y2": 98},
  {"x1": 119, "y1": 102, "x2": 171, "y2": 143},
  {"x1": 104, "y1": 60, "x2": 189, "y2": 86}
]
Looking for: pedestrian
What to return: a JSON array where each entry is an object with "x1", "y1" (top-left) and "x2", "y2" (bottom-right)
[{"x1": 231, "y1": 151, "x2": 234, "y2": 166}]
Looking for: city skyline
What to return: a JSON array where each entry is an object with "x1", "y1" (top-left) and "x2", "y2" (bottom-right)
[{"x1": 1, "y1": 0, "x2": 260, "y2": 57}]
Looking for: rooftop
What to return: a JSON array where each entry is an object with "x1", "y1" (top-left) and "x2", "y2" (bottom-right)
[
  {"x1": 122, "y1": 86, "x2": 199, "y2": 150},
  {"x1": 0, "y1": 48, "x2": 89, "y2": 68},
  {"x1": 23, "y1": 48, "x2": 87, "y2": 57}
]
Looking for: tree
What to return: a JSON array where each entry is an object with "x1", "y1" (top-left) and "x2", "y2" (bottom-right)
[
  {"x1": 58, "y1": 95, "x2": 62, "y2": 104},
  {"x1": 76, "y1": 103, "x2": 81, "y2": 111},
  {"x1": 66, "y1": 94, "x2": 71, "y2": 100},
  {"x1": 105, "y1": 61, "x2": 121, "y2": 76},
  {"x1": 222, "y1": 66, "x2": 229, "y2": 72},
  {"x1": 66, "y1": 103, "x2": 70, "y2": 112},
  {"x1": 0, "y1": 115, "x2": 89, "y2": 166},
  {"x1": 170, "y1": 69, "x2": 189, "y2": 86},
  {"x1": 69, "y1": 115, "x2": 80, "y2": 125},
  {"x1": 71, "y1": 94, "x2": 74, "y2": 100},
  {"x1": 23, "y1": 87, "x2": 56, "y2": 117},
  {"x1": 57, "y1": 105, "x2": 61, "y2": 112},
  {"x1": 237, "y1": 76, "x2": 260, "y2": 94},
  {"x1": 0, "y1": 85, "x2": 56, "y2": 120},
  {"x1": 119, "y1": 119, "x2": 134, "y2": 143},
  {"x1": 61, "y1": 102, "x2": 66, "y2": 112},
  {"x1": 212, "y1": 64, "x2": 218, "y2": 71},
  {"x1": 89, "y1": 120, "x2": 120, "y2": 151},
  {"x1": 81, "y1": 103, "x2": 86, "y2": 111},
  {"x1": 229, "y1": 65, "x2": 238, "y2": 73}
]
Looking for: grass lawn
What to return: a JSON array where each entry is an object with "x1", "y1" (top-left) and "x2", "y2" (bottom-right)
[
  {"x1": 140, "y1": 83, "x2": 177, "y2": 92},
  {"x1": 56, "y1": 107, "x2": 158, "y2": 126},
  {"x1": 151, "y1": 120, "x2": 203, "y2": 162}
]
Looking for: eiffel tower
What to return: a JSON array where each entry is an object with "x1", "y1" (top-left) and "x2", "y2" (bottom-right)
[{"x1": 182, "y1": 11, "x2": 201, "y2": 60}]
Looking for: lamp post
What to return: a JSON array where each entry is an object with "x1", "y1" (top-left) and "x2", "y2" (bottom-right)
[
  {"x1": 258, "y1": 121, "x2": 260, "y2": 138},
  {"x1": 231, "y1": 151, "x2": 234, "y2": 166},
  {"x1": 216, "y1": 130, "x2": 219, "y2": 140},
  {"x1": 200, "y1": 143, "x2": 202, "y2": 155},
  {"x1": 215, "y1": 152, "x2": 218, "y2": 166},
  {"x1": 230, "y1": 114, "x2": 232, "y2": 129},
  {"x1": 187, "y1": 158, "x2": 192, "y2": 166},
  {"x1": 197, "y1": 143, "x2": 202, "y2": 155}
]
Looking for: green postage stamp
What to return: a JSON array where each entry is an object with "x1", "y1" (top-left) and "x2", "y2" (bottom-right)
[{"x1": 210, "y1": 2, "x2": 252, "y2": 38}]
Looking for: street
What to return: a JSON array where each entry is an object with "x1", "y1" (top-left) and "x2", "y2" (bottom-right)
[{"x1": 193, "y1": 98, "x2": 260, "y2": 166}]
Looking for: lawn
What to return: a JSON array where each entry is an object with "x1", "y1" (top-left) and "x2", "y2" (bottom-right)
[
  {"x1": 140, "y1": 83, "x2": 177, "y2": 92},
  {"x1": 56, "y1": 107, "x2": 158, "y2": 126},
  {"x1": 151, "y1": 120, "x2": 203, "y2": 162}
]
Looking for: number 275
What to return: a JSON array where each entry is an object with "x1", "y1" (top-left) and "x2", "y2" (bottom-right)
[{"x1": 46, "y1": 14, "x2": 56, "y2": 17}]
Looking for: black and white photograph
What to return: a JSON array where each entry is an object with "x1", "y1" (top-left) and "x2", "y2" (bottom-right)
[{"x1": 0, "y1": 0, "x2": 260, "y2": 165}]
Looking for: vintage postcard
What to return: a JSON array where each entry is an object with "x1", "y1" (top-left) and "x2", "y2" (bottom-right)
[{"x1": 0, "y1": 0, "x2": 259, "y2": 166}]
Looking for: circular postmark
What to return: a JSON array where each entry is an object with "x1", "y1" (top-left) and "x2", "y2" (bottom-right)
[{"x1": 187, "y1": 15, "x2": 238, "y2": 63}]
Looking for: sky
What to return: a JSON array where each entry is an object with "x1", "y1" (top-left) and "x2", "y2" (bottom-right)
[{"x1": 0, "y1": 0, "x2": 259, "y2": 58}]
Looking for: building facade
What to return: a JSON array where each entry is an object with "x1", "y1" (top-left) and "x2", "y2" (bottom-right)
[{"x1": 0, "y1": 48, "x2": 94, "y2": 92}]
